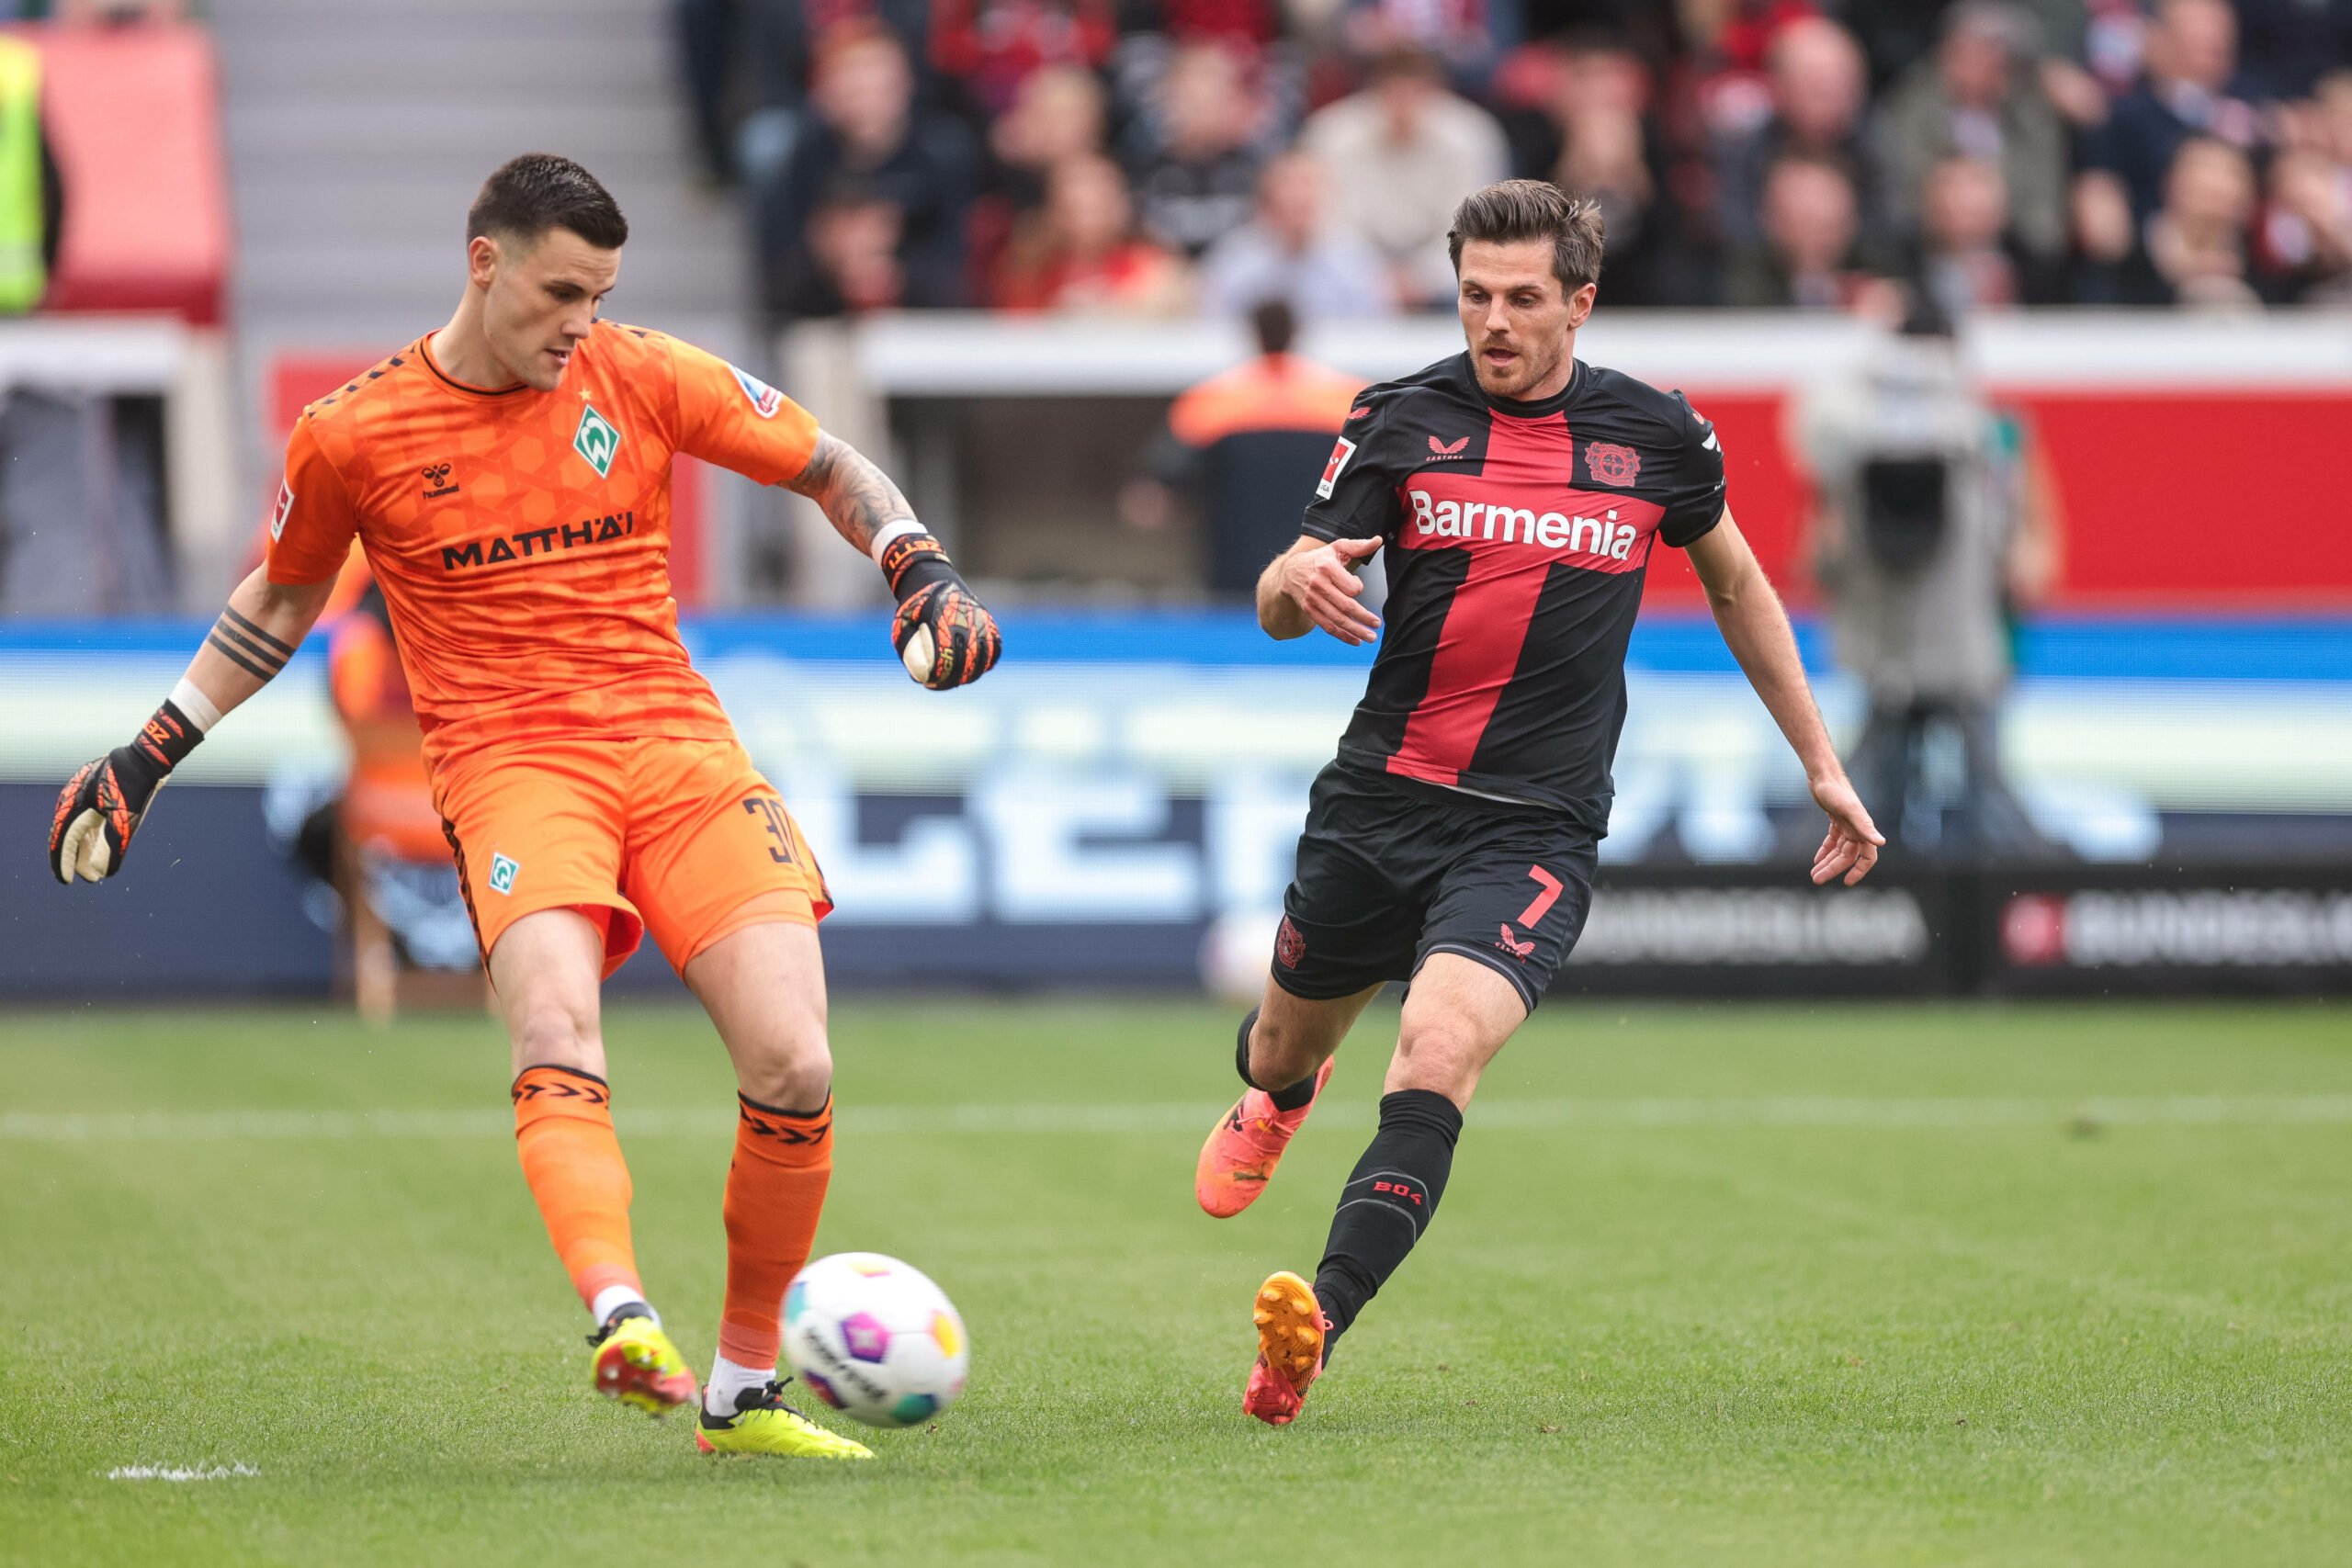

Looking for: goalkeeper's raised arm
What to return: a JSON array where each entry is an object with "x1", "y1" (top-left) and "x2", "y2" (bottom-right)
[{"x1": 49, "y1": 569, "x2": 337, "y2": 885}]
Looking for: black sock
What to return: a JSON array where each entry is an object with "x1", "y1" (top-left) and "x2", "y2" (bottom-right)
[
  {"x1": 1231, "y1": 1008, "x2": 1318, "y2": 1111},
  {"x1": 1312, "y1": 1089, "x2": 1463, "y2": 1358}
]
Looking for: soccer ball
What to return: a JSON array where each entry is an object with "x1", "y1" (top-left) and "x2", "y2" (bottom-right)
[{"x1": 782, "y1": 1251, "x2": 969, "y2": 1427}]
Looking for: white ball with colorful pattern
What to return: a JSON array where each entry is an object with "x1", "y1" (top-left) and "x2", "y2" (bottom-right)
[{"x1": 782, "y1": 1251, "x2": 970, "y2": 1428}]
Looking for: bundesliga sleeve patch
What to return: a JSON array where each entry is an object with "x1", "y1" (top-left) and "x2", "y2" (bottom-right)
[
  {"x1": 268, "y1": 479, "x2": 294, "y2": 541},
  {"x1": 1317, "y1": 436, "x2": 1358, "y2": 500},
  {"x1": 730, "y1": 364, "x2": 785, "y2": 419}
]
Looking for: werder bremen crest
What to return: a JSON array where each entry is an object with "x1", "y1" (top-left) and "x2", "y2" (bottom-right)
[{"x1": 572, "y1": 402, "x2": 620, "y2": 478}]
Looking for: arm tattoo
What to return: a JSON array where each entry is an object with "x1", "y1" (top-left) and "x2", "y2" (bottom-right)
[
  {"x1": 205, "y1": 605, "x2": 295, "y2": 682},
  {"x1": 781, "y1": 433, "x2": 914, "y2": 555}
]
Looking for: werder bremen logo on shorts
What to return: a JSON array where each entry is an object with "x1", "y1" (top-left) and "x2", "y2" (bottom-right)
[{"x1": 572, "y1": 402, "x2": 620, "y2": 478}]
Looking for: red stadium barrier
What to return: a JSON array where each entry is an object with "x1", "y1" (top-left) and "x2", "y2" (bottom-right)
[
  {"x1": 1639, "y1": 387, "x2": 2352, "y2": 612},
  {"x1": 15, "y1": 21, "x2": 228, "y2": 324}
]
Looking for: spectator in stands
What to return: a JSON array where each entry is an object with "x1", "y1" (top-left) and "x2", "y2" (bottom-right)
[
  {"x1": 1340, "y1": 0, "x2": 1500, "y2": 88},
  {"x1": 2256, "y1": 68, "x2": 2352, "y2": 300},
  {"x1": 1668, "y1": 0, "x2": 1808, "y2": 148},
  {"x1": 931, "y1": 0, "x2": 1117, "y2": 120},
  {"x1": 1196, "y1": 150, "x2": 1394, "y2": 319},
  {"x1": 989, "y1": 62, "x2": 1110, "y2": 212},
  {"x1": 1131, "y1": 298, "x2": 1366, "y2": 592},
  {"x1": 1128, "y1": 0, "x2": 1283, "y2": 49},
  {"x1": 2141, "y1": 132, "x2": 2262, "y2": 307},
  {"x1": 1725, "y1": 153, "x2": 1869, "y2": 309},
  {"x1": 2064, "y1": 164, "x2": 2170, "y2": 301},
  {"x1": 757, "y1": 21, "x2": 977, "y2": 317},
  {"x1": 1492, "y1": 36, "x2": 1706, "y2": 306},
  {"x1": 1836, "y1": 0, "x2": 2076, "y2": 86},
  {"x1": 798, "y1": 183, "x2": 916, "y2": 312},
  {"x1": 992, "y1": 152, "x2": 1192, "y2": 310},
  {"x1": 2233, "y1": 0, "x2": 2352, "y2": 101},
  {"x1": 1880, "y1": 2, "x2": 2071, "y2": 265},
  {"x1": 1301, "y1": 46, "x2": 1510, "y2": 308},
  {"x1": 1913, "y1": 154, "x2": 2066, "y2": 316},
  {"x1": 2092, "y1": 0, "x2": 2262, "y2": 221},
  {"x1": 971, "y1": 64, "x2": 1110, "y2": 289},
  {"x1": 676, "y1": 0, "x2": 934, "y2": 186},
  {"x1": 2258, "y1": 144, "x2": 2352, "y2": 302},
  {"x1": 1129, "y1": 42, "x2": 1269, "y2": 260},
  {"x1": 1716, "y1": 15, "x2": 1901, "y2": 279}
]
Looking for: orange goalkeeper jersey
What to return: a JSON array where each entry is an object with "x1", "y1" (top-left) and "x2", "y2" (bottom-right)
[{"x1": 264, "y1": 322, "x2": 820, "y2": 771}]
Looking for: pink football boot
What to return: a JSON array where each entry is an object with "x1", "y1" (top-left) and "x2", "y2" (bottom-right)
[
  {"x1": 1195, "y1": 1057, "x2": 1334, "y2": 1218},
  {"x1": 1242, "y1": 1270, "x2": 1328, "y2": 1426}
]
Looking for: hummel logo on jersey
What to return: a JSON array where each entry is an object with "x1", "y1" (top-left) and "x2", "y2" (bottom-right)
[
  {"x1": 1427, "y1": 434, "x2": 1469, "y2": 457},
  {"x1": 1317, "y1": 436, "x2": 1357, "y2": 500},
  {"x1": 488, "y1": 852, "x2": 520, "y2": 895},
  {"x1": 421, "y1": 461, "x2": 458, "y2": 499},
  {"x1": 573, "y1": 402, "x2": 621, "y2": 478},
  {"x1": 1407, "y1": 488, "x2": 1639, "y2": 559},
  {"x1": 730, "y1": 364, "x2": 785, "y2": 419}
]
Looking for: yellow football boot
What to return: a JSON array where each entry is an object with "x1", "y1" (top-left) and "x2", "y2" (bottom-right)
[
  {"x1": 588, "y1": 1314, "x2": 699, "y2": 1416},
  {"x1": 696, "y1": 1381, "x2": 876, "y2": 1459}
]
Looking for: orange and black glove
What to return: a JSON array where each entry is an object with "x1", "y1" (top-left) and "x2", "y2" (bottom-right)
[
  {"x1": 880, "y1": 531, "x2": 1001, "y2": 690},
  {"x1": 51, "y1": 701, "x2": 203, "y2": 885}
]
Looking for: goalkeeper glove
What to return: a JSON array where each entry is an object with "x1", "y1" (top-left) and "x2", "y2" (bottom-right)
[
  {"x1": 51, "y1": 700, "x2": 204, "y2": 885},
  {"x1": 880, "y1": 530, "x2": 1001, "y2": 690}
]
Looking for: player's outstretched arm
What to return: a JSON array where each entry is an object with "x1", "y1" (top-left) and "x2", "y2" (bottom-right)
[
  {"x1": 50, "y1": 568, "x2": 336, "y2": 886},
  {"x1": 1258, "y1": 535, "x2": 1383, "y2": 644},
  {"x1": 1685, "y1": 510, "x2": 1884, "y2": 886},
  {"x1": 784, "y1": 433, "x2": 1001, "y2": 689}
]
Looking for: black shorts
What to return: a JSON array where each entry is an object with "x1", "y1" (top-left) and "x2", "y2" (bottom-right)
[{"x1": 1272, "y1": 761, "x2": 1600, "y2": 1014}]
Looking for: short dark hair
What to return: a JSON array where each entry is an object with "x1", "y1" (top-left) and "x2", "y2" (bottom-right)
[
  {"x1": 1250, "y1": 297, "x2": 1295, "y2": 356},
  {"x1": 467, "y1": 154, "x2": 628, "y2": 252},
  {"x1": 1447, "y1": 179, "x2": 1605, "y2": 294}
]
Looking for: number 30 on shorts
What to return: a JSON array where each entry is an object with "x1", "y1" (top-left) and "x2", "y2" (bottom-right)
[{"x1": 742, "y1": 796, "x2": 798, "y2": 864}]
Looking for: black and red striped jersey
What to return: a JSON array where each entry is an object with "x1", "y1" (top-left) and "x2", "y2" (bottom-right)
[{"x1": 1301, "y1": 352, "x2": 1726, "y2": 829}]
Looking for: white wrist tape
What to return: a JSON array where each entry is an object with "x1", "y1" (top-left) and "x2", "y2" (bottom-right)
[
  {"x1": 869, "y1": 519, "x2": 927, "y2": 564},
  {"x1": 168, "y1": 676, "x2": 222, "y2": 733}
]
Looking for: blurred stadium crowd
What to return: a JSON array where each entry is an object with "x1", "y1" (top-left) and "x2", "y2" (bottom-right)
[{"x1": 678, "y1": 0, "x2": 2352, "y2": 321}]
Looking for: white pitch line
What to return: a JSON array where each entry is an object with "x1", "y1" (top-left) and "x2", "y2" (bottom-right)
[
  {"x1": 5, "y1": 1097, "x2": 2352, "y2": 1142},
  {"x1": 106, "y1": 1464, "x2": 259, "y2": 1482}
]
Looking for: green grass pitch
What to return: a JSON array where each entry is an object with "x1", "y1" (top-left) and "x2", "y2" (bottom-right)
[{"x1": 3, "y1": 998, "x2": 2349, "y2": 1565}]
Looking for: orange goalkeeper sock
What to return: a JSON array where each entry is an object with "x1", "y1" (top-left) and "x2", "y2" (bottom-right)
[
  {"x1": 512, "y1": 1065, "x2": 643, "y2": 1314},
  {"x1": 717, "y1": 1093, "x2": 833, "y2": 1372}
]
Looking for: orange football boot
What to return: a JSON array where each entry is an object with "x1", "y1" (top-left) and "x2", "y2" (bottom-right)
[
  {"x1": 1243, "y1": 1270, "x2": 1327, "y2": 1426},
  {"x1": 1195, "y1": 1056, "x2": 1334, "y2": 1218}
]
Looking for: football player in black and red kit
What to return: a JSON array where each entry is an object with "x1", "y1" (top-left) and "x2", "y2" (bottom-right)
[{"x1": 1194, "y1": 180, "x2": 1886, "y2": 1425}]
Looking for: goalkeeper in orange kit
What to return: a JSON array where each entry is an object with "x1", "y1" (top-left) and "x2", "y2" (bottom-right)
[{"x1": 49, "y1": 154, "x2": 1000, "y2": 1459}]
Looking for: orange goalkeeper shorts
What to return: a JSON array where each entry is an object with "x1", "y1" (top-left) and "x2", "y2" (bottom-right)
[{"x1": 432, "y1": 735, "x2": 831, "y2": 979}]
